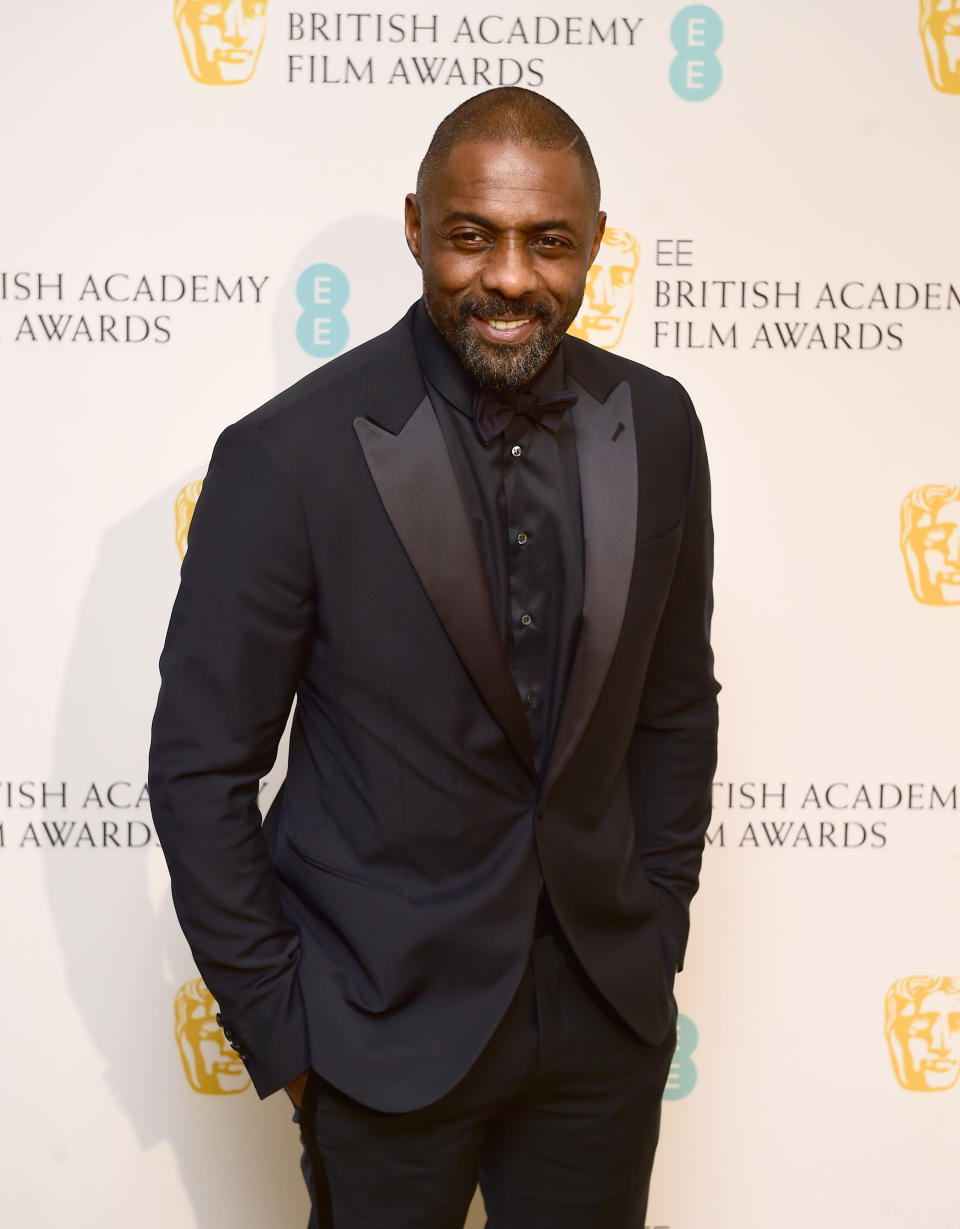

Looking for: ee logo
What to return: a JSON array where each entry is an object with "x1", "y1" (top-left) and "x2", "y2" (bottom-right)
[
  {"x1": 670, "y1": 6, "x2": 723, "y2": 101},
  {"x1": 296, "y1": 263, "x2": 350, "y2": 358},
  {"x1": 663, "y1": 1013, "x2": 698, "y2": 1100}
]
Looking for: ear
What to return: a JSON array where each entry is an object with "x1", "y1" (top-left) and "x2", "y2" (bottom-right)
[
  {"x1": 404, "y1": 194, "x2": 423, "y2": 267},
  {"x1": 587, "y1": 211, "x2": 607, "y2": 266}
]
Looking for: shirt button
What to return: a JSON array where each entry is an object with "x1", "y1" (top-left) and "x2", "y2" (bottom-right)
[
  {"x1": 511, "y1": 445, "x2": 523, "y2": 458},
  {"x1": 517, "y1": 532, "x2": 528, "y2": 545},
  {"x1": 526, "y1": 692, "x2": 537, "y2": 707},
  {"x1": 521, "y1": 613, "x2": 533, "y2": 626}
]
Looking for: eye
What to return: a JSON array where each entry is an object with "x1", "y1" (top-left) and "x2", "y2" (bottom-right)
[
  {"x1": 533, "y1": 235, "x2": 569, "y2": 253},
  {"x1": 199, "y1": 2, "x2": 226, "y2": 17},
  {"x1": 449, "y1": 229, "x2": 490, "y2": 249}
]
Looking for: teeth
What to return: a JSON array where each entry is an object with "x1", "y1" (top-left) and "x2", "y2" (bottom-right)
[{"x1": 486, "y1": 318, "x2": 531, "y2": 331}]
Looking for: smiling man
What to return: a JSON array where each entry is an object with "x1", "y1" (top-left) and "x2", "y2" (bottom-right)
[{"x1": 150, "y1": 88, "x2": 719, "y2": 1229}]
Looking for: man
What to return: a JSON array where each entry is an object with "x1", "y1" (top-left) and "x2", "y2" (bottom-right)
[{"x1": 150, "y1": 87, "x2": 719, "y2": 1228}]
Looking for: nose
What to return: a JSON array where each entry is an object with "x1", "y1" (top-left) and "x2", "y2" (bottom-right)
[
  {"x1": 947, "y1": 526, "x2": 960, "y2": 565},
  {"x1": 480, "y1": 239, "x2": 538, "y2": 302}
]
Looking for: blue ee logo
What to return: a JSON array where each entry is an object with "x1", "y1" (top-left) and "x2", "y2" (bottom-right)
[
  {"x1": 296, "y1": 263, "x2": 350, "y2": 358},
  {"x1": 670, "y1": 6, "x2": 723, "y2": 101},
  {"x1": 663, "y1": 1013, "x2": 698, "y2": 1100}
]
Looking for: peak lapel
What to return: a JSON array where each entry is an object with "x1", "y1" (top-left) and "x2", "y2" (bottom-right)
[
  {"x1": 354, "y1": 399, "x2": 535, "y2": 775},
  {"x1": 543, "y1": 379, "x2": 637, "y2": 796}
]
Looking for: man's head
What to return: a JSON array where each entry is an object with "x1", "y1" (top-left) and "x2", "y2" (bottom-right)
[
  {"x1": 885, "y1": 976, "x2": 960, "y2": 1091},
  {"x1": 568, "y1": 228, "x2": 641, "y2": 350},
  {"x1": 920, "y1": 0, "x2": 960, "y2": 93},
  {"x1": 174, "y1": 978, "x2": 250, "y2": 1094},
  {"x1": 900, "y1": 485, "x2": 960, "y2": 605},
  {"x1": 175, "y1": 0, "x2": 269, "y2": 86},
  {"x1": 405, "y1": 88, "x2": 605, "y2": 389}
]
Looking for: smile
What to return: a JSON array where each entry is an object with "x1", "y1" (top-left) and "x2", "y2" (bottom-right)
[{"x1": 473, "y1": 315, "x2": 539, "y2": 344}]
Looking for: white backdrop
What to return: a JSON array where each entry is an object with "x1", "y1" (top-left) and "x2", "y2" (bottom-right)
[{"x1": 2, "y1": 3, "x2": 958, "y2": 1227}]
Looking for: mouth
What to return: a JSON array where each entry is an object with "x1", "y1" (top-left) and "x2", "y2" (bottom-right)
[
  {"x1": 215, "y1": 49, "x2": 253, "y2": 62},
  {"x1": 472, "y1": 315, "x2": 540, "y2": 345}
]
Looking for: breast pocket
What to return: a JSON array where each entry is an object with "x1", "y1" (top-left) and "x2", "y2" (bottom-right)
[{"x1": 631, "y1": 518, "x2": 684, "y2": 579}]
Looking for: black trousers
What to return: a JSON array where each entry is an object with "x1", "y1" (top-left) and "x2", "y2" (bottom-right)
[{"x1": 297, "y1": 923, "x2": 676, "y2": 1229}]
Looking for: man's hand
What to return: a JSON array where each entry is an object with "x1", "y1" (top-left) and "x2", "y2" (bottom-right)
[{"x1": 285, "y1": 1070, "x2": 310, "y2": 1109}]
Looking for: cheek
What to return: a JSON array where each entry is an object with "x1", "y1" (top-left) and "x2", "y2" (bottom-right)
[{"x1": 423, "y1": 253, "x2": 476, "y2": 297}]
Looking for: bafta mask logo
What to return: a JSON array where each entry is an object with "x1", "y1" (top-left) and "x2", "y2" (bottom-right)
[
  {"x1": 175, "y1": 978, "x2": 251, "y2": 1094},
  {"x1": 900, "y1": 485, "x2": 960, "y2": 604},
  {"x1": 663, "y1": 1013, "x2": 698, "y2": 1100},
  {"x1": 175, "y1": 0, "x2": 269, "y2": 86},
  {"x1": 885, "y1": 976, "x2": 960, "y2": 1091},
  {"x1": 920, "y1": 0, "x2": 960, "y2": 93},
  {"x1": 568, "y1": 229, "x2": 641, "y2": 350},
  {"x1": 175, "y1": 480, "x2": 203, "y2": 561}
]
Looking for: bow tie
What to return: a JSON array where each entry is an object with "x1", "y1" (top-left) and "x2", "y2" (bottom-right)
[{"x1": 472, "y1": 387, "x2": 578, "y2": 444}]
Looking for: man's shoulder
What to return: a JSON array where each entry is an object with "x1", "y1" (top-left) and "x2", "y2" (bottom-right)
[
  {"x1": 563, "y1": 334, "x2": 689, "y2": 410},
  {"x1": 236, "y1": 306, "x2": 422, "y2": 448}
]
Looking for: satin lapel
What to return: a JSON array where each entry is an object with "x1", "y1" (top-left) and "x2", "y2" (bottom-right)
[
  {"x1": 354, "y1": 398, "x2": 535, "y2": 774},
  {"x1": 543, "y1": 379, "x2": 637, "y2": 796}
]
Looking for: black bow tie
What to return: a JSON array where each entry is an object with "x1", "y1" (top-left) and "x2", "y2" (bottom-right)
[{"x1": 472, "y1": 387, "x2": 578, "y2": 444}]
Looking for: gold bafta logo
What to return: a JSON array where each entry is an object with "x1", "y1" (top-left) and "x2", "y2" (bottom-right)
[
  {"x1": 900, "y1": 485, "x2": 960, "y2": 604},
  {"x1": 568, "y1": 228, "x2": 640, "y2": 350},
  {"x1": 920, "y1": 0, "x2": 960, "y2": 92},
  {"x1": 175, "y1": 978, "x2": 251, "y2": 1094},
  {"x1": 175, "y1": 480, "x2": 203, "y2": 561},
  {"x1": 885, "y1": 976, "x2": 960, "y2": 1091},
  {"x1": 175, "y1": 0, "x2": 269, "y2": 86}
]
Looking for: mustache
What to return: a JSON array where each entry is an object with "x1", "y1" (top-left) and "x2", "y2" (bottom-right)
[{"x1": 457, "y1": 296, "x2": 553, "y2": 322}]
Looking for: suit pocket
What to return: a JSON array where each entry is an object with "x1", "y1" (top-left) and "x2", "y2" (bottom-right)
[
  {"x1": 632, "y1": 518, "x2": 684, "y2": 578},
  {"x1": 287, "y1": 834, "x2": 406, "y2": 898}
]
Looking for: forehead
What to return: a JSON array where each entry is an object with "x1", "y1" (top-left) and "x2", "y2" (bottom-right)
[{"x1": 426, "y1": 140, "x2": 594, "y2": 228}]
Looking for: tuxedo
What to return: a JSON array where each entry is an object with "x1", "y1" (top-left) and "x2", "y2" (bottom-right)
[{"x1": 148, "y1": 303, "x2": 719, "y2": 1117}]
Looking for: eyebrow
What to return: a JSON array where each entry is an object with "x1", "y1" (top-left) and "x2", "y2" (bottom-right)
[{"x1": 442, "y1": 210, "x2": 576, "y2": 233}]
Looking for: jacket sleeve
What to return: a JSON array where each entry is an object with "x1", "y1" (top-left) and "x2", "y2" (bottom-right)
[
  {"x1": 627, "y1": 381, "x2": 719, "y2": 974},
  {"x1": 149, "y1": 419, "x2": 316, "y2": 1097}
]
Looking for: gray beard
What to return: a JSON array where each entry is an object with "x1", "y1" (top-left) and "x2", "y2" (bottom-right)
[{"x1": 423, "y1": 291, "x2": 578, "y2": 390}]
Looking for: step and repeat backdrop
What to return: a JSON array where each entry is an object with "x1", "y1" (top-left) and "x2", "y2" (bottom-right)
[{"x1": 1, "y1": 3, "x2": 958, "y2": 1227}]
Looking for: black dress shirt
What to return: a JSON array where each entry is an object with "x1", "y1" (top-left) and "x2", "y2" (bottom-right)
[{"x1": 412, "y1": 301, "x2": 584, "y2": 770}]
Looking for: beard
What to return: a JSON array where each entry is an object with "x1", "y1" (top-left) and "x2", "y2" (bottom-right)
[{"x1": 423, "y1": 288, "x2": 584, "y2": 389}]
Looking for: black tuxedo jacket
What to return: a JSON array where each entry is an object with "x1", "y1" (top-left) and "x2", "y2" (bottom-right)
[{"x1": 149, "y1": 304, "x2": 719, "y2": 1109}]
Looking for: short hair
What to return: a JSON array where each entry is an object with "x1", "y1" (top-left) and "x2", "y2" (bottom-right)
[{"x1": 417, "y1": 87, "x2": 601, "y2": 212}]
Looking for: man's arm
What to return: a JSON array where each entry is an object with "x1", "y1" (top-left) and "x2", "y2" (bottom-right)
[
  {"x1": 149, "y1": 420, "x2": 316, "y2": 1098},
  {"x1": 627, "y1": 383, "x2": 719, "y2": 974}
]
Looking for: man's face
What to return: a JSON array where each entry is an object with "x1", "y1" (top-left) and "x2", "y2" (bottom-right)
[
  {"x1": 405, "y1": 140, "x2": 605, "y2": 388},
  {"x1": 911, "y1": 498, "x2": 960, "y2": 603},
  {"x1": 897, "y1": 989, "x2": 960, "y2": 1090},
  {"x1": 178, "y1": 0, "x2": 268, "y2": 85}
]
